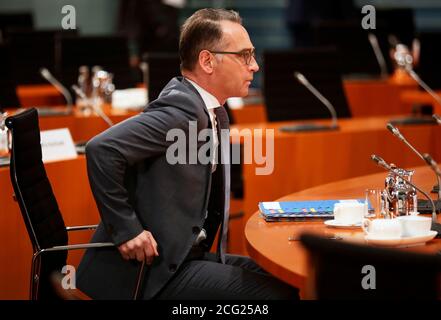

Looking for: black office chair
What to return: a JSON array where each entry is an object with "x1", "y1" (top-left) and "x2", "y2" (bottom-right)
[
  {"x1": 300, "y1": 233, "x2": 441, "y2": 300},
  {"x1": 263, "y1": 47, "x2": 351, "y2": 122},
  {"x1": 5, "y1": 108, "x2": 144, "y2": 300}
]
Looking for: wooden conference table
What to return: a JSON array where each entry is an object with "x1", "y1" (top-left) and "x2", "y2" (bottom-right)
[
  {"x1": 235, "y1": 116, "x2": 441, "y2": 223},
  {"x1": 245, "y1": 166, "x2": 441, "y2": 298}
]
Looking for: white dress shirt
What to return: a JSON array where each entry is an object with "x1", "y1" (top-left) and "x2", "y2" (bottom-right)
[{"x1": 186, "y1": 78, "x2": 221, "y2": 172}]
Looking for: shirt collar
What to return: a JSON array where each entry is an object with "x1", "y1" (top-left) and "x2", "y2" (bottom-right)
[{"x1": 186, "y1": 78, "x2": 221, "y2": 111}]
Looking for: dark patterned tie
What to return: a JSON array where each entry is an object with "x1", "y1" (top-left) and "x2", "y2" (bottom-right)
[{"x1": 214, "y1": 106, "x2": 230, "y2": 263}]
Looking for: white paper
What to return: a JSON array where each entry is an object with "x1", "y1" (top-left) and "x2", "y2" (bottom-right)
[
  {"x1": 262, "y1": 202, "x2": 282, "y2": 210},
  {"x1": 338, "y1": 199, "x2": 361, "y2": 204},
  {"x1": 40, "y1": 128, "x2": 77, "y2": 163},
  {"x1": 112, "y1": 88, "x2": 147, "y2": 111}
]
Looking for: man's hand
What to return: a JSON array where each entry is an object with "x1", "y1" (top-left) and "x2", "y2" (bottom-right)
[{"x1": 118, "y1": 230, "x2": 159, "y2": 264}]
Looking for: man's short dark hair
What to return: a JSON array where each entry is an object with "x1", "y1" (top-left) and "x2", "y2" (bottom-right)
[{"x1": 179, "y1": 8, "x2": 242, "y2": 71}]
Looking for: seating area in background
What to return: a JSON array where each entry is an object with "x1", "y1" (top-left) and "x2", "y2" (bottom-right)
[{"x1": 0, "y1": 13, "x2": 141, "y2": 107}]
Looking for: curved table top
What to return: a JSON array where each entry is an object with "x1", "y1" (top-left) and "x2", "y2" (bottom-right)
[{"x1": 245, "y1": 166, "x2": 441, "y2": 291}]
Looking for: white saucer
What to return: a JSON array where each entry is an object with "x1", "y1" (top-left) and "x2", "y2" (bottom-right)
[
  {"x1": 365, "y1": 230, "x2": 438, "y2": 247},
  {"x1": 324, "y1": 219, "x2": 362, "y2": 228}
]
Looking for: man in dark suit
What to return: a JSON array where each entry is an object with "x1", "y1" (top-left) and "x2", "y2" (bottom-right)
[{"x1": 77, "y1": 8, "x2": 298, "y2": 300}]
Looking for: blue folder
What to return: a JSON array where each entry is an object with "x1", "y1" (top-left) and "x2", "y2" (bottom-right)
[{"x1": 258, "y1": 199, "x2": 365, "y2": 222}]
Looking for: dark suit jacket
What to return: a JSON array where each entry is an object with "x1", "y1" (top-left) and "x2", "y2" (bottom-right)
[{"x1": 77, "y1": 77, "x2": 226, "y2": 299}]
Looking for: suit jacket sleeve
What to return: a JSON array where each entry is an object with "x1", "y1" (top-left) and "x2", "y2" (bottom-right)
[{"x1": 86, "y1": 98, "x2": 199, "y2": 245}]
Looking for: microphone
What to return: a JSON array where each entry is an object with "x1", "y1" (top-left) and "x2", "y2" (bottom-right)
[
  {"x1": 386, "y1": 122, "x2": 441, "y2": 198},
  {"x1": 280, "y1": 72, "x2": 339, "y2": 132},
  {"x1": 139, "y1": 61, "x2": 149, "y2": 89},
  {"x1": 433, "y1": 114, "x2": 441, "y2": 124},
  {"x1": 371, "y1": 154, "x2": 441, "y2": 235},
  {"x1": 368, "y1": 33, "x2": 388, "y2": 78},
  {"x1": 371, "y1": 154, "x2": 391, "y2": 171},
  {"x1": 386, "y1": 123, "x2": 424, "y2": 159},
  {"x1": 392, "y1": 45, "x2": 441, "y2": 120},
  {"x1": 71, "y1": 85, "x2": 114, "y2": 127},
  {"x1": 40, "y1": 68, "x2": 73, "y2": 114}
]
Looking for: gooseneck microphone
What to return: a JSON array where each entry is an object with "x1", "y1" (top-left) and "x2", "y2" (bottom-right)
[
  {"x1": 40, "y1": 68, "x2": 73, "y2": 113},
  {"x1": 386, "y1": 122, "x2": 441, "y2": 198},
  {"x1": 371, "y1": 154, "x2": 441, "y2": 236},
  {"x1": 368, "y1": 33, "x2": 388, "y2": 78},
  {"x1": 433, "y1": 114, "x2": 441, "y2": 124},
  {"x1": 386, "y1": 123, "x2": 424, "y2": 159},
  {"x1": 294, "y1": 72, "x2": 338, "y2": 129},
  {"x1": 393, "y1": 47, "x2": 441, "y2": 109},
  {"x1": 280, "y1": 72, "x2": 339, "y2": 132},
  {"x1": 71, "y1": 85, "x2": 114, "y2": 127}
]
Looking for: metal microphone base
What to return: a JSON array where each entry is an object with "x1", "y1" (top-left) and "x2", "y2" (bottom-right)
[
  {"x1": 417, "y1": 199, "x2": 441, "y2": 214},
  {"x1": 279, "y1": 123, "x2": 339, "y2": 133},
  {"x1": 431, "y1": 222, "x2": 441, "y2": 238}
]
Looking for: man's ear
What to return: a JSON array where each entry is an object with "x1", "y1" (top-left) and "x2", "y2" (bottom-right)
[{"x1": 199, "y1": 50, "x2": 214, "y2": 74}]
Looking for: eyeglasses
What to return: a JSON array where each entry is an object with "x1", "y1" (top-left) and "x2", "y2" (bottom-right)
[{"x1": 209, "y1": 48, "x2": 256, "y2": 65}]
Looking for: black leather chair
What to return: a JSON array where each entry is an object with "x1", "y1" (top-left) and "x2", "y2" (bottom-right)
[
  {"x1": 5, "y1": 108, "x2": 144, "y2": 300},
  {"x1": 300, "y1": 233, "x2": 441, "y2": 299}
]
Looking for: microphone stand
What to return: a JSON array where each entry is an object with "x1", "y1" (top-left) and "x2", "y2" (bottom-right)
[
  {"x1": 39, "y1": 68, "x2": 73, "y2": 116},
  {"x1": 390, "y1": 49, "x2": 439, "y2": 125},
  {"x1": 386, "y1": 123, "x2": 441, "y2": 198},
  {"x1": 280, "y1": 72, "x2": 339, "y2": 132},
  {"x1": 71, "y1": 85, "x2": 114, "y2": 127},
  {"x1": 371, "y1": 154, "x2": 441, "y2": 237},
  {"x1": 368, "y1": 33, "x2": 388, "y2": 79}
]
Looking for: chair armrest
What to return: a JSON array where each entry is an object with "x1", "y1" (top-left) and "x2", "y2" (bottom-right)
[
  {"x1": 38, "y1": 242, "x2": 114, "y2": 254},
  {"x1": 66, "y1": 225, "x2": 98, "y2": 232}
]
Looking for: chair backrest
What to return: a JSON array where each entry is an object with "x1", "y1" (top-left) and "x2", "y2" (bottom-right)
[
  {"x1": 314, "y1": 20, "x2": 391, "y2": 76},
  {"x1": 376, "y1": 8, "x2": 416, "y2": 48},
  {"x1": 58, "y1": 35, "x2": 137, "y2": 89},
  {"x1": 263, "y1": 47, "x2": 351, "y2": 122},
  {"x1": 6, "y1": 29, "x2": 77, "y2": 84},
  {"x1": 0, "y1": 12, "x2": 33, "y2": 43},
  {"x1": 6, "y1": 108, "x2": 68, "y2": 299},
  {"x1": 0, "y1": 44, "x2": 20, "y2": 109},
  {"x1": 416, "y1": 32, "x2": 441, "y2": 90},
  {"x1": 300, "y1": 233, "x2": 441, "y2": 300},
  {"x1": 143, "y1": 52, "x2": 181, "y2": 102}
]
